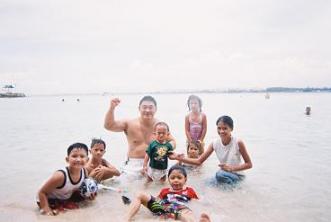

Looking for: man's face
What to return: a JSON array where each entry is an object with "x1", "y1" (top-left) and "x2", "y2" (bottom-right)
[{"x1": 139, "y1": 101, "x2": 156, "y2": 120}]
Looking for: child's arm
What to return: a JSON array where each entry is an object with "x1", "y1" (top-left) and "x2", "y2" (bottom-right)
[
  {"x1": 199, "y1": 113, "x2": 207, "y2": 142},
  {"x1": 101, "y1": 159, "x2": 121, "y2": 177},
  {"x1": 89, "y1": 160, "x2": 120, "y2": 182},
  {"x1": 185, "y1": 115, "x2": 192, "y2": 142},
  {"x1": 167, "y1": 134, "x2": 176, "y2": 149},
  {"x1": 168, "y1": 151, "x2": 178, "y2": 160},
  {"x1": 38, "y1": 171, "x2": 65, "y2": 216}
]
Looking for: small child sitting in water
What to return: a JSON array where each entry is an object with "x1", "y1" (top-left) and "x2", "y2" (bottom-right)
[
  {"x1": 86, "y1": 138, "x2": 120, "y2": 182},
  {"x1": 126, "y1": 165, "x2": 210, "y2": 222},
  {"x1": 178, "y1": 141, "x2": 203, "y2": 170}
]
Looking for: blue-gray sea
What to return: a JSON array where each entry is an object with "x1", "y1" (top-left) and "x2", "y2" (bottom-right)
[{"x1": 0, "y1": 92, "x2": 330, "y2": 222}]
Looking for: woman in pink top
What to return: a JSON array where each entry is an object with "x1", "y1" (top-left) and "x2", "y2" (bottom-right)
[{"x1": 185, "y1": 95, "x2": 207, "y2": 153}]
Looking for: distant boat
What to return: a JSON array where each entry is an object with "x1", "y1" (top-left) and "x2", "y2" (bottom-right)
[{"x1": 0, "y1": 85, "x2": 26, "y2": 98}]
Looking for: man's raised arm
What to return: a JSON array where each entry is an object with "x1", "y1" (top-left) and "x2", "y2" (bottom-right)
[{"x1": 104, "y1": 98, "x2": 127, "y2": 132}]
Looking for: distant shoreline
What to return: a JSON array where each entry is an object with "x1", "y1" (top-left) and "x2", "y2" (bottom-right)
[{"x1": 25, "y1": 87, "x2": 331, "y2": 97}]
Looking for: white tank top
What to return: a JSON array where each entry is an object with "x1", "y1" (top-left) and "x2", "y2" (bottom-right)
[
  {"x1": 212, "y1": 136, "x2": 242, "y2": 167},
  {"x1": 48, "y1": 167, "x2": 86, "y2": 200}
]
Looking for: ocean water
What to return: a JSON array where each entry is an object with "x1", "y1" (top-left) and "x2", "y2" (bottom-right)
[{"x1": 0, "y1": 92, "x2": 330, "y2": 222}]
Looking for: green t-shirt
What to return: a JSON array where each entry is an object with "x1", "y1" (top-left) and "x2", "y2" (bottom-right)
[{"x1": 146, "y1": 140, "x2": 174, "y2": 170}]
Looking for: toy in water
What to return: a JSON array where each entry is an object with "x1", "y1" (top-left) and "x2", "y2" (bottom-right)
[
  {"x1": 97, "y1": 183, "x2": 131, "y2": 204},
  {"x1": 79, "y1": 178, "x2": 98, "y2": 198}
]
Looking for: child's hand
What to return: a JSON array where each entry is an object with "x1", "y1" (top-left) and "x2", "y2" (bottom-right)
[
  {"x1": 88, "y1": 191, "x2": 97, "y2": 200},
  {"x1": 89, "y1": 166, "x2": 106, "y2": 182},
  {"x1": 40, "y1": 208, "x2": 58, "y2": 216},
  {"x1": 177, "y1": 153, "x2": 185, "y2": 160}
]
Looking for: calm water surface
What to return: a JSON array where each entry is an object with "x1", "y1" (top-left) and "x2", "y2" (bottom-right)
[{"x1": 0, "y1": 93, "x2": 330, "y2": 222}]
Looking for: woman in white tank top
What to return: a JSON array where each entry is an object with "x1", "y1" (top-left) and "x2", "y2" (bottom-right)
[{"x1": 177, "y1": 116, "x2": 252, "y2": 185}]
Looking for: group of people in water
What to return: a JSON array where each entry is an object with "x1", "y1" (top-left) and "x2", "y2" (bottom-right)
[{"x1": 37, "y1": 95, "x2": 253, "y2": 221}]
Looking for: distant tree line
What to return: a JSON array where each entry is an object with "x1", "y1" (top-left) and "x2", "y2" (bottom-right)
[{"x1": 266, "y1": 87, "x2": 331, "y2": 92}]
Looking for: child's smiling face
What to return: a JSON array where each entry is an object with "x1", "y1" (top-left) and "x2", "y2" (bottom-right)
[{"x1": 168, "y1": 169, "x2": 187, "y2": 191}]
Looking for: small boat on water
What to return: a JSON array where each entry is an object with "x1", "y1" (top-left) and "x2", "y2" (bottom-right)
[{"x1": 0, "y1": 85, "x2": 26, "y2": 98}]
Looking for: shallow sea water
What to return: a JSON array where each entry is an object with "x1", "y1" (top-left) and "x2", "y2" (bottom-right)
[{"x1": 0, "y1": 92, "x2": 330, "y2": 222}]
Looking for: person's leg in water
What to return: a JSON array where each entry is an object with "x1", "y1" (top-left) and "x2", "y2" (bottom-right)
[
  {"x1": 126, "y1": 192, "x2": 167, "y2": 221},
  {"x1": 215, "y1": 170, "x2": 242, "y2": 185},
  {"x1": 126, "y1": 192, "x2": 151, "y2": 221}
]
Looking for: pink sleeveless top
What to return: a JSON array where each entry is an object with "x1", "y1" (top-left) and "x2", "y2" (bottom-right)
[{"x1": 189, "y1": 121, "x2": 203, "y2": 141}]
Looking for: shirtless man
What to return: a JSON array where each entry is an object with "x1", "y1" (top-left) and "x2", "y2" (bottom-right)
[{"x1": 104, "y1": 95, "x2": 176, "y2": 177}]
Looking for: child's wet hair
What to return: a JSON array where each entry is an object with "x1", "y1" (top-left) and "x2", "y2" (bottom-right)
[
  {"x1": 139, "y1": 95, "x2": 157, "y2": 107},
  {"x1": 216, "y1": 115, "x2": 234, "y2": 130},
  {"x1": 91, "y1": 138, "x2": 106, "y2": 149},
  {"x1": 154, "y1": 121, "x2": 170, "y2": 132},
  {"x1": 187, "y1": 141, "x2": 203, "y2": 155},
  {"x1": 67, "y1": 143, "x2": 88, "y2": 156},
  {"x1": 187, "y1": 95, "x2": 202, "y2": 111},
  {"x1": 168, "y1": 165, "x2": 187, "y2": 178}
]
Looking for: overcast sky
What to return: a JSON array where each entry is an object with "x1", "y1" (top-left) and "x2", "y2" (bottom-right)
[{"x1": 1, "y1": 0, "x2": 331, "y2": 95}]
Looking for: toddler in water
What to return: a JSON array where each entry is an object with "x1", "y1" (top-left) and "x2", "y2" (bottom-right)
[
  {"x1": 185, "y1": 95, "x2": 207, "y2": 153},
  {"x1": 178, "y1": 115, "x2": 252, "y2": 185},
  {"x1": 37, "y1": 143, "x2": 95, "y2": 216},
  {"x1": 142, "y1": 122, "x2": 177, "y2": 183},
  {"x1": 178, "y1": 141, "x2": 203, "y2": 170},
  {"x1": 86, "y1": 138, "x2": 120, "y2": 182},
  {"x1": 126, "y1": 165, "x2": 210, "y2": 222}
]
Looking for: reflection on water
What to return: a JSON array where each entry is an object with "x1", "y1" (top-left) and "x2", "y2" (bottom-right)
[{"x1": 1, "y1": 93, "x2": 331, "y2": 221}]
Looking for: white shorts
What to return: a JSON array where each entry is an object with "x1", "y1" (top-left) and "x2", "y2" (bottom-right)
[
  {"x1": 120, "y1": 158, "x2": 144, "y2": 180},
  {"x1": 147, "y1": 167, "x2": 167, "y2": 181}
]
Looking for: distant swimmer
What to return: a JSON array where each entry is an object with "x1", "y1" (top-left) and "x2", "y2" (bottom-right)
[
  {"x1": 77, "y1": 98, "x2": 80, "y2": 102},
  {"x1": 62, "y1": 99, "x2": 64, "y2": 102},
  {"x1": 265, "y1": 92, "x2": 270, "y2": 99},
  {"x1": 305, "y1": 106, "x2": 311, "y2": 115}
]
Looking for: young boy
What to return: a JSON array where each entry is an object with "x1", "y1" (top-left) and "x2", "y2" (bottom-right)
[
  {"x1": 142, "y1": 122, "x2": 177, "y2": 183},
  {"x1": 86, "y1": 138, "x2": 120, "y2": 182},
  {"x1": 37, "y1": 142, "x2": 95, "y2": 216}
]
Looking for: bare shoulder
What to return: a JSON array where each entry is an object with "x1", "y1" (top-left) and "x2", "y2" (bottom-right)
[
  {"x1": 44, "y1": 170, "x2": 66, "y2": 188},
  {"x1": 102, "y1": 158, "x2": 110, "y2": 166},
  {"x1": 237, "y1": 138, "x2": 245, "y2": 146}
]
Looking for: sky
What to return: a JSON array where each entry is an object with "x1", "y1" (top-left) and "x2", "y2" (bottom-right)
[{"x1": 0, "y1": 0, "x2": 331, "y2": 95}]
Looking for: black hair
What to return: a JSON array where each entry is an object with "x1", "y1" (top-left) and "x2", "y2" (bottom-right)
[
  {"x1": 168, "y1": 165, "x2": 187, "y2": 178},
  {"x1": 67, "y1": 143, "x2": 89, "y2": 156},
  {"x1": 139, "y1": 95, "x2": 157, "y2": 107},
  {"x1": 90, "y1": 138, "x2": 106, "y2": 149},
  {"x1": 216, "y1": 115, "x2": 234, "y2": 130},
  {"x1": 154, "y1": 121, "x2": 170, "y2": 132},
  {"x1": 187, "y1": 95, "x2": 202, "y2": 111}
]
